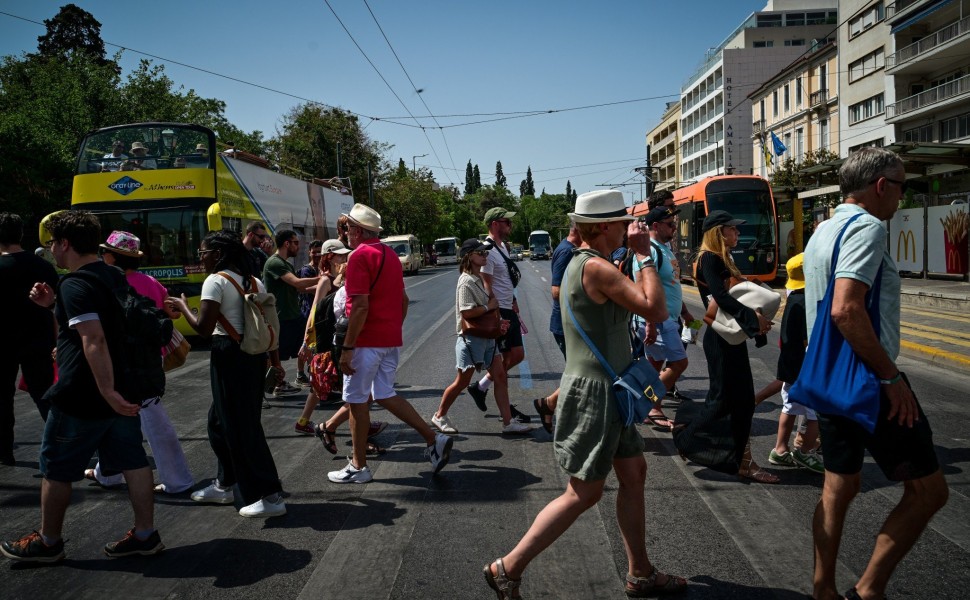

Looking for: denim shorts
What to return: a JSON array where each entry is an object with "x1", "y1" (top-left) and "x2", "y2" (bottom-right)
[
  {"x1": 643, "y1": 319, "x2": 688, "y2": 363},
  {"x1": 40, "y1": 406, "x2": 149, "y2": 482},
  {"x1": 456, "y1": 335, "x2": 497, "y2": 372}
]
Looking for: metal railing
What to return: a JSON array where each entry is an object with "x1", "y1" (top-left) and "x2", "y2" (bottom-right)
[
  {"x1": 887, "y1": 16, "x2": 970, "y2": 69},
  {"x1": 810, "y1": 89, "x2": 828, "y2": 106},
  {"x1": 886, "y1": 73, "x2": 970, "y2": 118},
  {"x1": 886, "y1": 0, "x2": 922, "y2": 19}
]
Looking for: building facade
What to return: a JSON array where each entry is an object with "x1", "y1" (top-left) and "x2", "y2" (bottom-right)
[{"x1": 647, "y1": 101, "x2": 682, "y2": 192}]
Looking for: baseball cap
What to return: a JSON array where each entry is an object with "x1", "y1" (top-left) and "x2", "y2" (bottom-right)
[
  {"x1": 642, "y1": 206, "x2": 681, "y2": 226},
  {"x1": 459, "y1": 238, "x2": 493, "y2": 258},
  {"x1": 702, "y1": 210, "x2": 745, "y2": 232},
  {"x1": 321, "y1": 239, "x2": 351, "y2": 254},
  {"x1": 483, "y1": 207, "x2": 516, "y2": 225}
]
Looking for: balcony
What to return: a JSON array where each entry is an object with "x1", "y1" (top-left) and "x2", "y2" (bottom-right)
[
  {"x1": 810, "y1": 89, "x2": 829, "y2": 107},
  {"x1": 752, "y1": 120, "x2": 765, "y2": 136},
  {"x1": 886, "y1": 73, "x2": 970, "y2": 122},
  {"x1": 887, "y1": 16, "x2": 970, "y2": 74},
  {"x1": 886, "y1": 0, "x2": 924, "y2": 19}
]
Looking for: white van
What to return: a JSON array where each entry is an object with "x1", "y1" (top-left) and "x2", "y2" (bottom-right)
[{"x1": 383, "y1": 234, "x2": 423, "y2": 275}]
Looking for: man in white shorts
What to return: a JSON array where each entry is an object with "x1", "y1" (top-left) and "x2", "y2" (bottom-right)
[
  {"x1": 328, "y1": 204, "x2": 453, "y2": 484},
  {"x1": 641, "y1": 206, "x2": 694, "y2": 429}
]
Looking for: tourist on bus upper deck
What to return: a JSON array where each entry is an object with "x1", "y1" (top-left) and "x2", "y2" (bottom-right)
[
  {"x1": 126, "y1": 141, "x2": 156, "y2": 170},
  {"x1": 101, "y1": 140, "x2": 128, "y2": 172},
  {"x1": 672, "y1": 210, "x2": 777, "y2": 483}
]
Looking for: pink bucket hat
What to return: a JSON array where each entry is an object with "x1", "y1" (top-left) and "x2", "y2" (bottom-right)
[{"x1": 100, "y1": 230, "x2": 144, "y2": 257}]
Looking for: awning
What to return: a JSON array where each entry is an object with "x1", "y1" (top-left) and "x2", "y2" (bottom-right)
[
  {"x1": 797, "y1": 185, "x2": 840, "y2": 199},
  {"x1": 891, "y1": 0, "x2": 954, "y2": 33}
]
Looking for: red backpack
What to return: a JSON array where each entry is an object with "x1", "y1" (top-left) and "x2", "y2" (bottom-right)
[{"x1": 309, "y1": 351, "x2": 340, "y2": 398}]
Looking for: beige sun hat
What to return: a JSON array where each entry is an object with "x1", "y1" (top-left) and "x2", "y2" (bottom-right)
[
  {"x1": 341, "y1": 203, "x2": 383, "y2": 232},
  {"x1": 568, "y1": 190, "x2": 636, "y2": 223}
]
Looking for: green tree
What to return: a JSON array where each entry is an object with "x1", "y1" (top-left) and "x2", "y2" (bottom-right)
[
  {"x1": 376, "y1": 170, "x2": 448, "y2": 241},
  {"x1": 35, "y1": 4, "x2": 116, "y2": 72},
  {"x1": 395, "y1": 158, "x2": 409, "y2": 179},
  {"x1": 473, "y1": 164, "x2": 481, "y2": 191},
  {"x1": 495, "y1": 160, "x2": 507, "y2": 188},
  {"x1": 523, "y1": 166, "x2": 535, "y2": 197},
  {"x1": 769, "y1": 148, "x2": 839, "y2": 189},
  {"x1": 565, "y1": 180, "x2": 572, "y2": 203},
  {"x1": 464, "y1": 159, "x2": 474, "y2": 195}
]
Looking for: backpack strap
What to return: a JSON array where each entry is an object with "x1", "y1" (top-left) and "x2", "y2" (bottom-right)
[
  {"x1": 649, "y1": 240, "x2": 665, "y2": 272},
  {"x1": 215, "y1": 271, "x2": 246, "y2": 343}
]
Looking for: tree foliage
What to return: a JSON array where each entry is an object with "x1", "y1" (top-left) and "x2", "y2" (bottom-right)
[
  {"x1": 464, "y1": 160, "x2": 474, "y2": 195},
  {"x1": 35, "y1": 4, "x2": 115, "y2": 71},
  {"x1": 495, "y1": 160, "x2": 507, "y2": 189},
  {"x1": 769, "y1": 149, "x2": 839, "y2": 189},
  {"x1": 519, "y1": 166, "x2": 535, "y2": 197}
]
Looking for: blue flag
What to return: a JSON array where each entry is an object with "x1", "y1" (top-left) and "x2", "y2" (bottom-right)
[{"x1": 770, "y1": 131, "x2": 787, "y2": 156}]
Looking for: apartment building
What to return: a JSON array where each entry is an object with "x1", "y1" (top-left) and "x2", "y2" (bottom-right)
[
  {"x1": 749, "y1": 41, "x2": 840, "y2": 178},
  {"x1": 646, "y1": 101, "x2": 682, "y2": 192},
  {"x1": 678, "y1": 0, "x2": 838, "y2": 183}
]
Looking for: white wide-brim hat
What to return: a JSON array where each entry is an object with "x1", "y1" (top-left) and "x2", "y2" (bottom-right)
[
  {"x1": 568, "y1": 190, "x2": 636, "y2": 223},
  {"x1": 341, "y1": 203, "x2": 383, "y2": 232}
]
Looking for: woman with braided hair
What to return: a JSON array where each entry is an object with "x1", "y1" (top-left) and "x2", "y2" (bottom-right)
[{"x1": 166, "y1": 230, "x2": 286, "y2": 518}]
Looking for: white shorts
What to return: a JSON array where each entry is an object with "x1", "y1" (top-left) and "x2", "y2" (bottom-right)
[
  {"x1": 643, "y1": 318, "x2": 688, "y2": 363},
  {"x1": 781, "y1": 382, "x2": 817, "y2": 419},
  {"x1": 342, "y1": 347, "x2": 400, "y2": 404}
]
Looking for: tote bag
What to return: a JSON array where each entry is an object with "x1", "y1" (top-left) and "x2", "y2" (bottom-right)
[{"x1": 789, "y1": 213, "x2": 882, "y2": 433}]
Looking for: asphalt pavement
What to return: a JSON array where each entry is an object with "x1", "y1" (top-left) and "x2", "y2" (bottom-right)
[{"x1": 1, "y1": 261, "x2": 968, "y2": 599}]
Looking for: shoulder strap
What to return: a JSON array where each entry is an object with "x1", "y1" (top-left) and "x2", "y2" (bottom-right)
[
  {"x1": 215, "y1": 271, "x2": 244, "y2": 342},
  {"x1": 649, "y1": 240, "x2": 665, "y2": 271},
  {"x1": 829, "y1": 212, "x2": 883, "y2": 319},
  {"x1": 561, "y1": 266, "x2": 618, "y2": 382}
]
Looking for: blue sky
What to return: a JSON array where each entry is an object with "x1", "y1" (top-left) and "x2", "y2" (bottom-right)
[{"x1": 1, "y1": 1, "x2": 770, "y2": 203}]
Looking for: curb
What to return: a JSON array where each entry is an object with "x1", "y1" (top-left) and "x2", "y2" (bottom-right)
[{"x1": 900, "y1": 340, "x2": 970, "y2": 374}]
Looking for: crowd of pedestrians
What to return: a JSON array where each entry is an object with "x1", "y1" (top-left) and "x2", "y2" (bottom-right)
[{"x1": 0, "y1": 147, "x2": 949, "y2": 600}]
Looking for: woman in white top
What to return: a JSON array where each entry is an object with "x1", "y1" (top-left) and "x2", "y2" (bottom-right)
[{"x1": 167, "y1": 230, "x2": 285, "y2": 518}]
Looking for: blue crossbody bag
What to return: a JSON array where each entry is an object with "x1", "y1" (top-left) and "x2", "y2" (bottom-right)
[
  {"x1": 562, "y1": 269, "x2": 665, "y2": 428},
  {"x1": 789, "y1": 213, "x2": 883, "y2": 432}
]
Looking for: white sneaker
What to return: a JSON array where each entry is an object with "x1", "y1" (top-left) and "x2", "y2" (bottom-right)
[
  {"x1": 502, "y1": 421, "x2": 533, "y2": 435},
  {"x1": 190, "y1": 480, "x2": 235, "y2": 504},
  {"x1": 431, "y1": 413, "x2": 458, "y2": 435},
  {"x1": 239, "y1": 495, "x2": 287, "y2": 518},
  {"x1": 424, "y1": 433, "x2": 454, "y2": 474},
  {"x1": 328, "y1": 461, "x2": 373, "y2": 484}
]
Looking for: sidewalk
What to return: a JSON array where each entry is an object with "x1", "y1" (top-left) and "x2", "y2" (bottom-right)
[{"x1": 899, "y1": 276, "x2": 970, "y2": 311}]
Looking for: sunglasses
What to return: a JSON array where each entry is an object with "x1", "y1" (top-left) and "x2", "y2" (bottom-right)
[
  {"x1": 869, "y1": 176, "x2": 908, "y2": 193},
  {"x1": 473, "y1": 250, "x2": 490, "y2": 256},
  {"x1": 197, "y1": 249, "x2": 217, "y2": 258}
]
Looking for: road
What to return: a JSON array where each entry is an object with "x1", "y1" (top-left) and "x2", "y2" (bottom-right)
[{"x1": 2, "y1": 260, "x2": 969, "y2": 599}]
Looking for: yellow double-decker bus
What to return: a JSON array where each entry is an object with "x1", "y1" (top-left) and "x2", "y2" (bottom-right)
[{"x1": 60, "y1": 122, "x2": 355, "y2": 333}]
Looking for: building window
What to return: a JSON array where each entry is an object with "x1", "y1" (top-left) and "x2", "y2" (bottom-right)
[
  {"x1": 940, "y1": 112, "x2": 970, "y2": 141},
  {"x1": 784, "y1": 39, "x2": 806, "y2": 46},
  {"x1": 848, "y1": 48, "x2": 885, "y2": 83},
  {"x1": 757, "y1": 14, "x2": 783, "y2": 27},
  {"x1": 796, "y1": 76, "x2": 803, "y2": 107},
  {"x1": 820, "y1": 119, "x2": 829, "y2": 150},
  {"x1": 849, "y1": 3, "x2": 884, "y2": 38},
  {"x1": 806, "y1": 12, "x2": 827, "y2": 25},
  {"x1": 784, "y1": 84, "x2": 791, "y2": 112},
  {"x1": 796, "y1": 128, "x2": 804, "y2": 162},
  {"x1": 753, "y1": 40, "x2": 775, "y2": 48},
  {"x1": 849, "y1": 138, "x2": 885, "y2": 153},
  {"x1": 786, "y1": 12, "x2": 805, "y2": 26},
  {"x1": 903, "y1": 124, "x2": 933, "y2": 142},
  {"x1": 773, "y1": 90, "x2": 779, "y2": 117},
  {"x1": 760, "y1": 99, "x2": 766, "y2": 122},
  {"x1": 849, "y1": 93, "x2": 885, "y2": 125}
]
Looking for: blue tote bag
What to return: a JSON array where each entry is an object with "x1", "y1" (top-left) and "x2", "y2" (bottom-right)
[{"x1": 789, "y1": 213, "x2": 883, "y2": 433}]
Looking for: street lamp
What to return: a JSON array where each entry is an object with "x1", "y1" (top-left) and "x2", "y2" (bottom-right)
[{"x1": 412, "y1": 154, "x2": 428, "y2": 174}]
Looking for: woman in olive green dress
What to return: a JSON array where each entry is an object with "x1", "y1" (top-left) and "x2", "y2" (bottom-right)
[{"x1": 483, "y1": 191, "x2": 688, "y2": 599}]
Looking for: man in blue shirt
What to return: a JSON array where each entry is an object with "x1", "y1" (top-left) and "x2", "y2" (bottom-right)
[
  {"x1": 533, "y1": 223, "x2": 581, "y2": 434},
  {"x1": 804, "y1": 147, "x2": 948, "y2": 600}
]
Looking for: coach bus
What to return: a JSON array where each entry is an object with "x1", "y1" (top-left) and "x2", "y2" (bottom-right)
[
  {"x1": 631, "y1": 175, "x2": 778, "y2": 282},
  {"x1": 434, "y1": 236, "x2": 460, "y2": 265},
  {"x1": 57, "y1": 122, "x2": 355, "y2": 334},
  {"x1": 528, "y1": 230, "x2": 551, "y2": 260}
]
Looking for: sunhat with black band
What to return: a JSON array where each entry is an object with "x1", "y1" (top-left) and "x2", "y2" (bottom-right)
[
  {"x1": 341, "y1": 203, "x2": 383, "y2": 232},
  {"x1": 568, "y1": 190, "x2": 636, "y2": 223},
  {"x1": 702, "y1": 210, "x2": 745, "y2": 232}
]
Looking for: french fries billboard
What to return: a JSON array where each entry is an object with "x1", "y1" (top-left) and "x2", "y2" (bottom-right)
[{"x1": 927, "y1": 204, "x2": 969, "y2": 275}]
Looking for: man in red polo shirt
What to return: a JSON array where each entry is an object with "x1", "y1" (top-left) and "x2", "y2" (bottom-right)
[{"x1": 328, "y1": 204, "x2": 454, "y2": 484}]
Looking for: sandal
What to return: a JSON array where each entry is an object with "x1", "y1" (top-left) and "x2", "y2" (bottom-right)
[
  {"x1": 626, "y1": 568, "x2": 688, "y2": 597},
  {"x1": 343, "y1": 439, "x2": 387, "y2": 456},
  {"x1": 315, "y1": 426, "x2": 337, "y2": 455},
  {"x1": 645, "y1": 410, "x2": 675, "y2": 431},
  {"x1": 483, "y1": 558, "x2": 522, "y2": 599},
  {"x1": 738, "y1": 441, "x2": 779, "y2": 484},
  {"x1": 533, "y1": 397, "x2": 553, "y2": 434}
]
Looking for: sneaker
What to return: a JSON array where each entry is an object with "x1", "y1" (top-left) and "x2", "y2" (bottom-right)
[
  {"x1": 424, "y1": 433, "x2": 454, "y2": 475},
  {"x1": 368, "y1": 421, "x2": 388, "y2": 438},
  {"x1": 667, "y1": 386, "x2": 692, "y2": 401},
  {"x1": 191, "y1": 480, "x2": 235, "y2": 504},
  {"x1": 328, "y1": 461, "x2": 373, "y2": 484},
  {"x1": 239, "y1": 495, "x2": 287, "y2": 518},
  {"x1": 262, "y1": 397, "x2": 272, "y2": 409},
  {"x1": 104, "y1": 528, "x2": 164, "y2": 557},
  {"x1": 467, "y1": 383, "x2": 489, "y2": 411},
  {"x1": 431, "y1": 413, "x2": 458, "y2": 435},
  {"x1": 294, "y1": 420, "x2": 316, "y2": 436},
  {"x1": 264, "y1": 366, "x2": 281, "y2": 394},
  {"x1": 295, "y1": 372, "x2": 310, "y2": 387},
  {"x1": 768, "y1": 449, "x2": 796, "y2": 467},
  {"x1": 273, "y1": 381, "x2": 303, "y2": 397},
  {"x1": 509, "y1": 404, "x2": 531, "y2": 424},
  {"x1": 0, "y1": 531, "x2": 65, "y2": 563},
  {"x1": 502, "y1": 421, "x2": 532, "y2": 435},
  {"x1": 792, "y1": 448, "x2": 825, "y2": 474}
]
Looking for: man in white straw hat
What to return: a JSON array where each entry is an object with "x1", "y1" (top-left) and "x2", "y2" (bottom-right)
[{"x1": 327, "y1": 204, "x2": 454, "y2": 484}]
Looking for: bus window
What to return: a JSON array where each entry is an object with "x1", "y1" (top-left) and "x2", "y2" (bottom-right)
[
  {"x1": 97, "y1": 207, "x2": 208, "y2": 267},
  {"x1": 77, "y1": 124, "x2": 214, "y2": 174}
]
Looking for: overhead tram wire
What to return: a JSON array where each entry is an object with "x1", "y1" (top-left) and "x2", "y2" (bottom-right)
[{"x1": 362, "y1": 0, "x2": 460, "y2": 185}]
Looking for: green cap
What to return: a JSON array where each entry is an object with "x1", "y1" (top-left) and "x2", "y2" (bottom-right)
[{"x1": 484, "y1": 207, "x2": 517, "y2": 225}]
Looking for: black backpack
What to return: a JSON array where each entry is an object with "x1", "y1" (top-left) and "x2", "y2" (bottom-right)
[
  {"x1": 67, "y1": 270, "x2": 173, "y2": 400},
  {"x1": 313, "y1": 290, "x2": 339, "y2": 354},
  {"x1": 618, "y1": 242, "x2": 665, "y2": 281}
]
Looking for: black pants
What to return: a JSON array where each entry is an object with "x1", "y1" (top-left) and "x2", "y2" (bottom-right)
[
  {"x1": 207, "y1": 336, "x2": 282, "y2": 504},
  {"x1": 1, "y1": 347, "x2": 54, "y2": 457},
  {"x1": 673, "y1": 327, "x2": 755, "y2": 473}
]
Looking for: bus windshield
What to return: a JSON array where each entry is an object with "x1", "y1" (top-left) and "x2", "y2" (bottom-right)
[
  {"x1": 390, "y1": 242, "x2": 410, "y2": 257},
  {"x1": 77, "y1": 124, "x2": 214, "y2": 174},
  {"x1": 96, "y1": 206, "x2": 209, "y2": 268},
  {"x1": 434, "y1": 238, "x2": 457, "y2": 256},
  {"x1": 706, "y1": 190, "x2": 776, "y2": 248}
]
